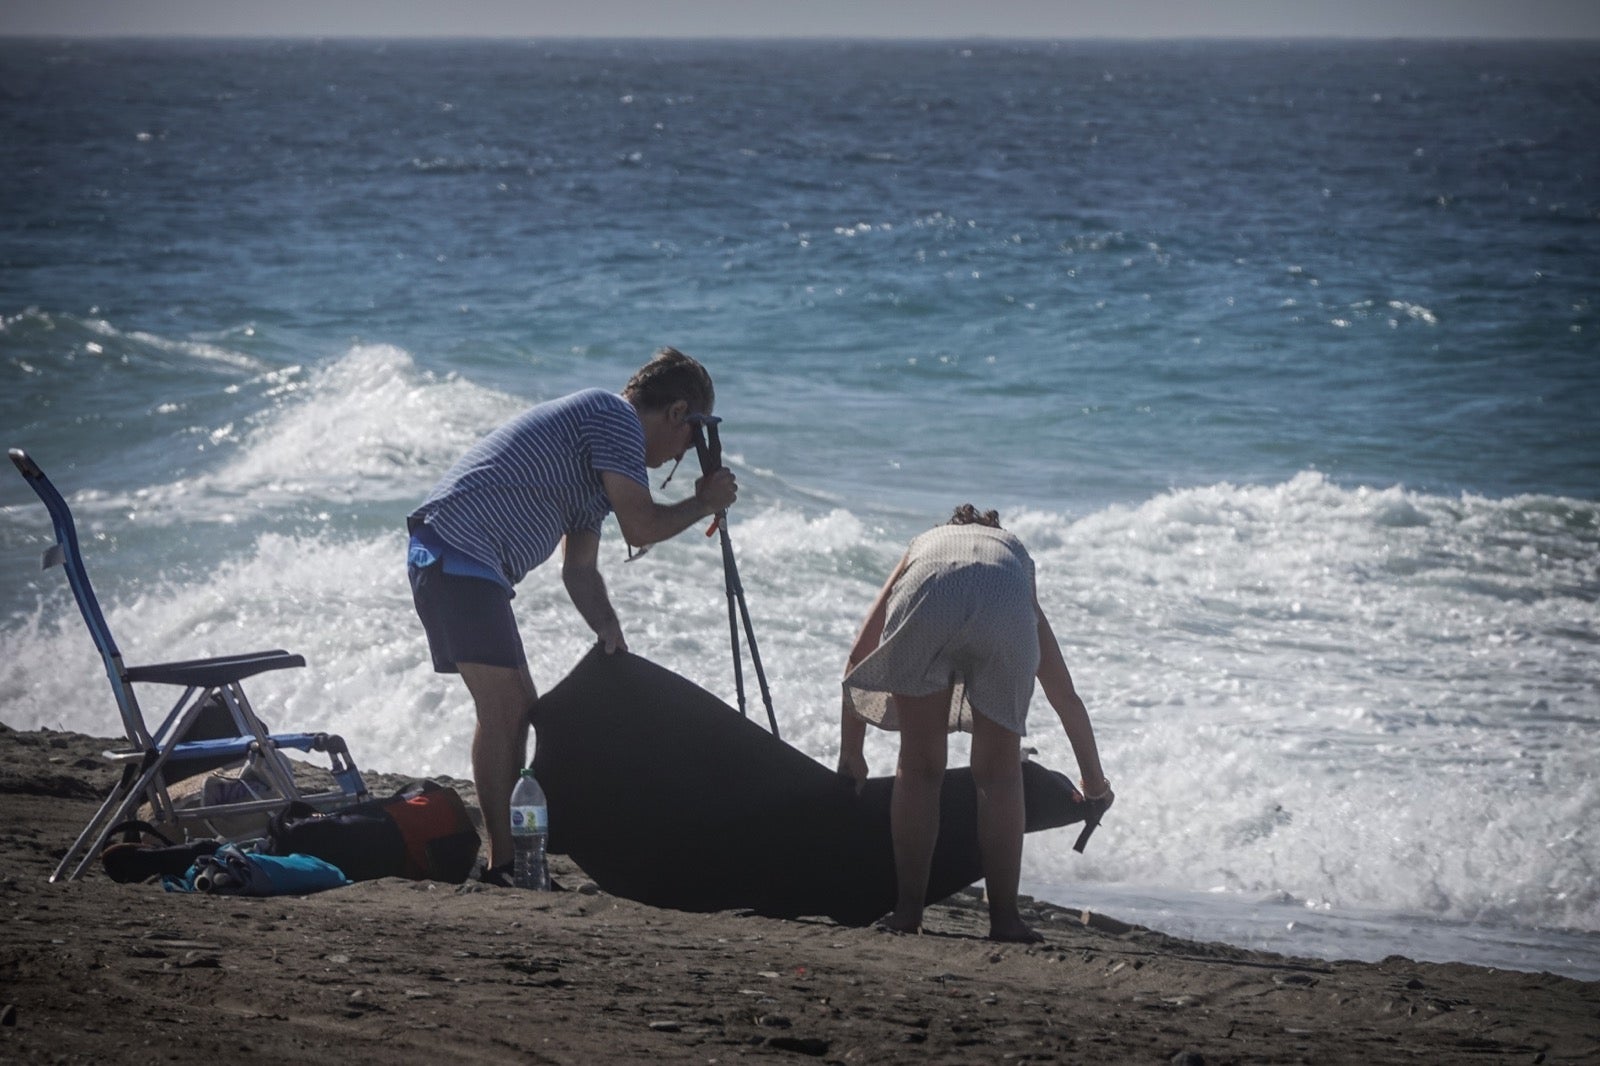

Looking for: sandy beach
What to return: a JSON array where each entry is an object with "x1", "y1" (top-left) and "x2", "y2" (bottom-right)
[{"x1": 1, "y1": 722, "x2": 1596, "y2": 1065}]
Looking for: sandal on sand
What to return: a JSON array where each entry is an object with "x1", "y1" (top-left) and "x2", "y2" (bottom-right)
[
  {"x1": 478, "y1": 862, "x2": 514, "y2": 888},
  {"x1": 477, "y1": 863, "x2": 569, "y2": 891}
]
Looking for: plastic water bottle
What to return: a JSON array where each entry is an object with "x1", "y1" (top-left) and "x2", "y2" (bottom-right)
[{"x1": 509, "y1": 768, "x2": 550, "y2": 890}]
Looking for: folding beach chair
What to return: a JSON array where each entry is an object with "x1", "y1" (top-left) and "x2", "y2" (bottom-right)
[{"x1": 8, "y1": 449, "x2": 369, "y2": 882}]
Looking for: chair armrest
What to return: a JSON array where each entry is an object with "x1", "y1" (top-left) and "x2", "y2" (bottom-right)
[
  {"x1": 124, "y1": 650, "x2": 307, "y2": 687},
  {"x1": 165, "y1": 732, "x2": 326, "y2": 763}
]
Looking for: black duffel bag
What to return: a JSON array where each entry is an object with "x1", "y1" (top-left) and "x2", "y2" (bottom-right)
[{"x1": 265, "y1": 780, "x2": 480, "y2": 884}]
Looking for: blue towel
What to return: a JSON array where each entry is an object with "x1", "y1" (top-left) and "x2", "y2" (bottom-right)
[{"x1": 164, "y1": 843, "x2": 351, "y2": 895}]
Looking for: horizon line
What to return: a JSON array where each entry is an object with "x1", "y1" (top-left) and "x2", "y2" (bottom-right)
[{"x1": 4, "y1": 31, "x2": 1599, "y2": 43}]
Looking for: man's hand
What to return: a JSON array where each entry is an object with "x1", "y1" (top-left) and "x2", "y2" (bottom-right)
[
  {"x1": 563, "y1": 530, "x2": 627, "y2": 654},
  {"x1": 695, "y1": 468, "x2": 738, "y2": 513},
  {"x1": 595, "y1": 621, "x2": 628, "y2": 655}
]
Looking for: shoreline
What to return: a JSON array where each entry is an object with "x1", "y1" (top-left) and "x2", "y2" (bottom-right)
[
  {"x1": 1018, "y1": 878, "x2": 1600, "y2": 986},
  {"x1": 3, "y1": 723, "x2": 1596, "y2": 1064}
]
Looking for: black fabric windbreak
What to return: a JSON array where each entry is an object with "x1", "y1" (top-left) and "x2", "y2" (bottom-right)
[{"x1": 531, "y1": 648, "x2": 1103, "y2": 926}]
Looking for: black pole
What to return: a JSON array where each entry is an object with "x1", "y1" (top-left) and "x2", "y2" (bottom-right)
[
  {"x1": 689, "y1": 416, "x2": 779, "y2": 738},
  {"x1": 720, "y1": 522, "x2": 747, "y2": 720},
  {"x1": 722, "y1": 520, "x2": 777, "y2": 736}
]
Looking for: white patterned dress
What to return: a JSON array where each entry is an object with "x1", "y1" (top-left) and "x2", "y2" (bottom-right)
[{"x1": 843, "y1": 524, "x2": 1040, "y2": 735}]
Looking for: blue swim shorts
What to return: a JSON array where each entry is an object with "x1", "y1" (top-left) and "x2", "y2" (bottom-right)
[{"x1": 408, "y1": 560, "x2": 527, "y2": 673}]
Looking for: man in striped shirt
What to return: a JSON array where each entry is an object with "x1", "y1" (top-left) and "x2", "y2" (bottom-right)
[{"x1": 407, "y1": 347, "x2": 738, "y2": 885}]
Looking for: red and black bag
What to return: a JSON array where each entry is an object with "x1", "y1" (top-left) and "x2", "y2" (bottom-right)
[{"x1": 266, "y1": 781, "x2": 480, "y2": 884}]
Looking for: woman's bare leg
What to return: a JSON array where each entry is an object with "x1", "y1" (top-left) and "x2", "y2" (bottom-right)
[
  {"x1": 883, "y1": 688, "x2": 953, "y2": 932},
  {"x1": 970, "y1": 709, "x2": 1039, "y2": 942}
]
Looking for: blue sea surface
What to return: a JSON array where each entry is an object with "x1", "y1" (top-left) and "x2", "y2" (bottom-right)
[{"x1": 2, "y1": 38, "x2": 1597, "y2": 978}]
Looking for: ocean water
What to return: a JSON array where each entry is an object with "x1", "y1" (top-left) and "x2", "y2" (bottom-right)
[{"x1": 2, "y1": 39, "x2": 1597, "y2": 979}]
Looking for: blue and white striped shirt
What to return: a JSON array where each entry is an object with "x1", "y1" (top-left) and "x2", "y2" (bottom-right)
[{"x1": 408, "y1": 389, "x2": 648, "y2": 590}]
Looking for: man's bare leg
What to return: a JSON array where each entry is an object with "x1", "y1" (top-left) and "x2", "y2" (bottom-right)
[{"x1": 459, "y1": 661, "x2": 539, "y2": 870}]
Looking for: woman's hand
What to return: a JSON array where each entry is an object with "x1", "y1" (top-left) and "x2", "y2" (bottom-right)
[
  {"x1": 837, "y1": 750, "x2": 868, "y2": 794},
  {"x1": 1081, "y1": 776, "x2": 1114, "y2": 809}
]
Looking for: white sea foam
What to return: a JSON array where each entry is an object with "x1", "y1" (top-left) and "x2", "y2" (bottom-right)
[
  {"x1": 12, "y1": 345, "x2": 518, "y2": 526},
  {"x1": 1006, "y1": 476, "x2": 1599, "y2": 935},
  {"x1": 205, "y1": 344, "x2": 516, "y2": 504}
]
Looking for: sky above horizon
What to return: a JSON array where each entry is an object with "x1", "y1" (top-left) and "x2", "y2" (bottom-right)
[{"x1": 4, "y1": 0, "x2": 1600, "y2": 39}]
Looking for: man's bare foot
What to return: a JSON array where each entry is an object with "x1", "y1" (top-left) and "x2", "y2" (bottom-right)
[{"x1": 876, "y1": 911, "x2": 923, "y2": 934}]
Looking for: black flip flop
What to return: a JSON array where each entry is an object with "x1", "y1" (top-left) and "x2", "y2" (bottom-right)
[{"x1": 100, "y1": 820, "x2": 222, "y2": 883}]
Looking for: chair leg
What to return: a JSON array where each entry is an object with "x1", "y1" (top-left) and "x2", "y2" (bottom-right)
[
  {"x1": 49, "y1": 768, "x2": 130, "y2": 882},
  {"x1": 49, "y1": 763, "x2": 159, "y2": 883}
]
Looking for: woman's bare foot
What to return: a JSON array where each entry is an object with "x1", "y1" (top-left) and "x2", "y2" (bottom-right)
[{"x1": 988, "y1": 919, "x2": 1044, "y2": 944}]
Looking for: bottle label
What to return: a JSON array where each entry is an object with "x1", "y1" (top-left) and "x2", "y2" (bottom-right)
[{"x1": 510, "y1": 804, "x2": 547, "y2": 833}]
